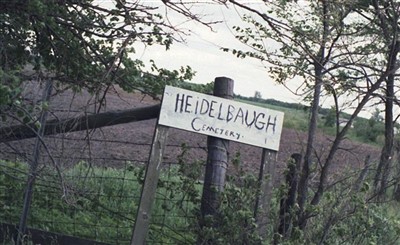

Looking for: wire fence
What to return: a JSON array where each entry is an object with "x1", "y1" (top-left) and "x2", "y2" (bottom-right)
[
  {"x1": 0, "y1": 83, "x2": 266, "y2": 244},
  {"x1": 0, "y1": 124, "x2": 209, "y2": 244},
  {"x1": 0, "y1": 83, "x2": 381, "y2": 244}
]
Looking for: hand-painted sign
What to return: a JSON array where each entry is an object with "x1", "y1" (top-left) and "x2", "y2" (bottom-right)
[{"x1": 159, "y1": 86, "x2": 284, "y2": 151}]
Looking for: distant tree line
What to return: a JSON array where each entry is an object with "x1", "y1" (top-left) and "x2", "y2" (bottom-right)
[
  {"x1": 236, "y1": 93, "x2": 389, "y2": 144},
  {"x1": 177, "y1": 81, "x2": 214, "y2": 95},
  {"x1": 235, "y1": 93, "x2": 307, "y2": 110},
  {"x1": 235, "y1": 93, "x2": 350, "y2": 118}
]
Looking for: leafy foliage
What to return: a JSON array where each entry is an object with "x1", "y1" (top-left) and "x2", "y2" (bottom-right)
[
  {"x1": 0, "y1": 155, "x2": 261, "y2": 244},
  {"x1": 197, "y1": 172, "x2": 262, "y2": 244},
  {"x1": 324, "y1": 107, "x2": 336, "y2": 128},
  {"x1": 1, "y1": 160, "x2": 139, "y2": 243},
  {"x1": 353, "y1": 109, "x2": 385, "y2": 143},
  {"x1": 2, "y1": 154, "x2": 400, "y2": 244},
  {"x1": 0, "y1": 0, "x2": 195, "y2": 121}
]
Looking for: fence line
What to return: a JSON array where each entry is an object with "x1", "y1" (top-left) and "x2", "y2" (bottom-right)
[
  {"x1": 0, "y1": 81, "x2": 278, "y2": 244},
  {"x1": 0, "y1": 130, "x2": 207, "y2": 244}
]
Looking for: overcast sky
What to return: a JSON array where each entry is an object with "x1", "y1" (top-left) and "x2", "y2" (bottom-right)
[
  {"x1": 92, "y1": 0, "x2": 390, "y2": 119},
  {"x1": 128, "y1": 2, "x2": 387, "y2": 118},
  {"x1": 130, "y1": 2, "x2": 305, "y2": 104}
]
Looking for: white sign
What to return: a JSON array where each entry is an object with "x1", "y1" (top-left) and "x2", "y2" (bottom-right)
[{"x1": 159, "y1": 86, "x2": 284, "y2": 151}]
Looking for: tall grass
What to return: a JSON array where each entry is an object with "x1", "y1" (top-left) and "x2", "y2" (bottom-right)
[{"x1": 0, "y1": 160, "x2": 200, "y2": 244}]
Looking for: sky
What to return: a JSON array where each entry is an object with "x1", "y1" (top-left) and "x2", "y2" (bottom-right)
[
  {"x1": 91, "y1": 0, "x2": 392, "y2": 119},
  {"x1": 130, "y1": 2, "x2": 305, "y2": 104},
  {"x1": 128, "y1": 1, "x2": 388, "y2": 119}
]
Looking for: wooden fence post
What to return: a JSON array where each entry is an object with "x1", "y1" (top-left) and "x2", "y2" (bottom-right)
[
  {"x1": 199, "y1": 77, "x2": 234, "y2": 219},
  {"x1": 131, "y1": 125, "x2": 169, "y2": 245},
  {"x1": 275, "y1": 153, "x2": 302, "y2": 243},
  {"x1": 254, "y1": 148, "x2": 277, "y2": 239}
]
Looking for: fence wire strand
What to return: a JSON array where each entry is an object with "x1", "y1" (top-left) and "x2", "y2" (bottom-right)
[{"x1": 0, "y1": 127, "x2": 206, "y2": 244}]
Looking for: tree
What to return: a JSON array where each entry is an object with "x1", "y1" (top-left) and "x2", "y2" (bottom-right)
[
  {"x1": 324, "y1": 107, "x2": 336, "y2": 128},
  {"x1": 0, "y1": 0, "x2": 195, "y2": 123},
  {"x1": 362, "y1": 0, "x2": 400, "y2": 199},
  {"x1": 223, "y1": 0, "x2": 400, "y2": 238},
  {"x1": 353, "y1": 109, "x2": 384, "y2": 143},
  {"x1": 224, "y1": 0, "x2": 359, "y2": 230},
  {"x1": 0, "y1": 1, "x2": 204, "y2": 242},
  {"x1": 146, "y1": 0, "x2": 400, "y2": 241}
]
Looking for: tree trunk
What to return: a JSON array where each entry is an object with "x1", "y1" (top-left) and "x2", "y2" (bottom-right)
[
  {"x1": 374, "y1": 40, "x2": 398, "y2": 199},
  {"x1": 296, "y1": 0, "x2": 328, "y2": 230},
  {"x1": 310, "y1": 65, "x2": 391, "y2": 207},
  {"x1": 392, "y1": 140, "x2": 400, "y2": 201},
  {"x1": 310, "y1": 0, "x2": 400, "y2": 208},
  {"x1": 296, "y1": 69, "x2": 323, "y2": 230}
]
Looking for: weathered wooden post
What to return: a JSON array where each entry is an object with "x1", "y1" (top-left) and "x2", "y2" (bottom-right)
[
  {"x1": 254, "y1": 148, "x2": 277, "y2": 238},
  {"x1": 131, "y1": 79, "x2": 284, "y2": 243},
  {"x1": 200, "y1": 77, "x2": 234, "y2": 219},
  {"x1": 275, "y1": 153, "x2": 302, "y2": 243},
  {"x1": 130, "y1": 125, "x2": 169, "y2": 244}
]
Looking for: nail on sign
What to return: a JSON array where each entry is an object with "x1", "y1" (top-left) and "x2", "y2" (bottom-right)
[{"x1": 159, "y1": 86, "x2": 284, "y2": 151}]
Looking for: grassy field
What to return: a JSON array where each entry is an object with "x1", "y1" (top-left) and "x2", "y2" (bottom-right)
[
  {"x1": 0, "y1": 160, "x2": 199, "y2": 244},
  {"x1": 236, "y1": 98, "x2": 311, "y2": 132},
  {"x1": 236, "y1": 98, "x2": 385, "y2": 145}
]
